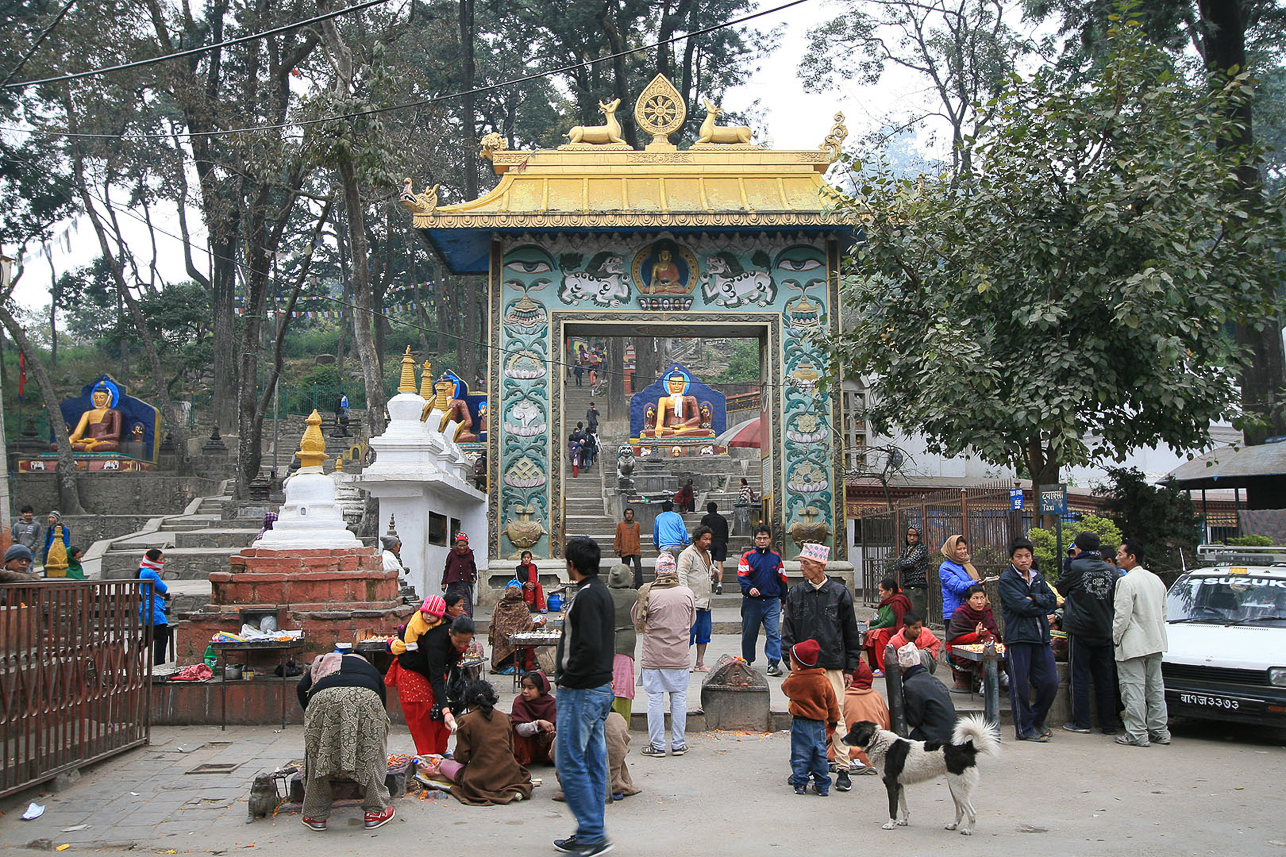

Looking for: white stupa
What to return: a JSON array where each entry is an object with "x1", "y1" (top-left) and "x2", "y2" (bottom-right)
[{"x1": 255, "y1": 409, "x2": 362, "y2": 550}]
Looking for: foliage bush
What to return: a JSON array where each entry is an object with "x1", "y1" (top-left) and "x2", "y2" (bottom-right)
[
  {"x1": 1224, "y1": 535, "x2": 1273, "y2": 547},
  {"x1": 1028, "y1": 514, "x2": 1122, "y2": 576}
]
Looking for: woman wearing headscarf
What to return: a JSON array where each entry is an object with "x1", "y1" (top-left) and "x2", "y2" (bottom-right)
[
  {"x1": 607, "y1": 562, "x2": 638, "y2": 721},
  {"x1": 510, "y1": 670, "x2": 557, "y2": 766},
  {"x1": 489, "y1": 582, "x2": 537, "y2": 674},
  {"x1": 137, "y1": 549, "x2": 171, "y2": 665},
  {"x1": 895, "y1": 525, "x2": 930, "y2": 620},
  {"x1": 385, "y1": 598, "x2": 471, "y2": 755},
  {"x1": 939, "y1": 534, "x2": 979, "y2": 624},
  {"x1": 296, "y1": 648, "x2": 394, "y2": 831}
]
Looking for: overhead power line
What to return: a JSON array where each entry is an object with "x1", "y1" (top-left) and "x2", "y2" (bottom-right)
[
  {"x1": 0, "y1": 0, "x2": 79, "y2": 86},
  {"x1": 2, "y1": 0, "x2": 813, "y2": 141},
  {"x1": 3, "y1": 0, "x2": 390, "y2": 89}
]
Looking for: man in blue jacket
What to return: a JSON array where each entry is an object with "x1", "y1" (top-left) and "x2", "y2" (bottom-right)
[
  {"x1": 652, "y1": 500, "x2": 690, "y2": 555},
  {"x1": 998, "y1": 537, "x2": 1059, "y2": 742},
  {"x1": 738, "y1": 526, "x2": 789, "y2": 676}
]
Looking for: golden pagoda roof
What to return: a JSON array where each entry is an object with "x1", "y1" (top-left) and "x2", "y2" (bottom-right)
[{"x1": 402, "y1": 79, "x2": 850, "y2": 273}]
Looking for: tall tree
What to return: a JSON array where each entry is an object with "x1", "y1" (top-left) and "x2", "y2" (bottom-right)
[{"x1": 829, "y1": 17, "x2": 1286, "y2": 488}]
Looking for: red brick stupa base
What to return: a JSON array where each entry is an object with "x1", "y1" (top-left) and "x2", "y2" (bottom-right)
[{"x1": 180, "y1": 547, "x2": 414, "y2": 665}]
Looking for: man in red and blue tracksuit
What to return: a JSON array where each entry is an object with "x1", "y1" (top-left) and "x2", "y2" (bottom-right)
[{"x1": 738, "y1": 525, "x2": 790, "y2": 676}]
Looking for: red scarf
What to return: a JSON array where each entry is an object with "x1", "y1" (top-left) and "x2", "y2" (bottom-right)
[
  {"x1": 509, "y1": 670, "x2": 557, "y2": 725},
  {"x1": 947, "y1": 602, "x2": 999, "y2": 642}
]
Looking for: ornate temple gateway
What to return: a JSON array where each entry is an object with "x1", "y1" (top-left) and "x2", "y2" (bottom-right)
[{"x1": 403, "y1": 75, "x2": 851, "y2": 563}]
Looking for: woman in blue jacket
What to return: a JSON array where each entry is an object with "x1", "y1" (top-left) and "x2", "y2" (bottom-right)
[
  {"x1": 938, "y1": 535, "x2": 976, "y2": 622},
  {"x1": 138, "y1": 548, "x2": 172, "y2": 665}
]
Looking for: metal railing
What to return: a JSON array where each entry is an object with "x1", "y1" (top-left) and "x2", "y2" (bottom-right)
[{"x1": 1, "y1": 581, "x2": 151, "y2": 798}]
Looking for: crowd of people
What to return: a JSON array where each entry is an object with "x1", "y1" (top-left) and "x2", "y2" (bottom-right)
[{"x1": 5, "y1": 504, "x2": 85, "y2": 579}]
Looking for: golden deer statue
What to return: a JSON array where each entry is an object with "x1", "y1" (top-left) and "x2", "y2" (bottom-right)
[
  {"x1": 696, "y1": 98, "x2": 753, "y2": 145},
  {"x1": 566, "y1": 98, "x2": 624, "y2": 145}
]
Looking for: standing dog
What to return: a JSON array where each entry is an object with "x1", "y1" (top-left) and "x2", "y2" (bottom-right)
[{"x1": 841, "y1": 715, "x2": 1000, "y2": 835}]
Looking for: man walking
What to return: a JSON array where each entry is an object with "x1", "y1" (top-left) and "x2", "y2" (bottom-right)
[
  {"x1": 1112, "y1": 539, "x2": 1170, "y2": 748},
  {"x1": 586, "y1": 401, "x2": 599, "y2": 436},
  {"x1": 1057, "y1": 531, "x2": 1121, "y2": 735},
  {"x1": 554, "y1": 537, "x2": 616, "y2": 856},
  {"x1": 699, "y1": 501, "x2": 729, "y2": 595},
  {"x1": 652, "y1": 501, "x2": 689, "y2": 556},
  {"x1": 677, "y1": 525, "x2": 715, "y2": 671},
  {"x1": 781, "y1": 542, "x2": 862, "y2": 791},
  {"x1": 440, "y1": 533, "x2": 477, "y2": 618},
  {"x1": 614, "y1": 507, "x2": 644, "y2": 589},
  {"x1": 738, "y1": 526, "x2": 789, "y2": 676},
  {"x1": 632, "y1": 553, "x2": 696, "y2": 757}
]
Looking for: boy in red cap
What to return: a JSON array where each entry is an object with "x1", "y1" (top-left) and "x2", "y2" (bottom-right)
[{"x1": 780, "y1": 638, "x2": 838, "y2": 796}]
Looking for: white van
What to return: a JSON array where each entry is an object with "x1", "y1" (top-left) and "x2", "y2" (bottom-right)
[{"x1": 1162, "y1": 563, "x2": 1286, "y2": 726}]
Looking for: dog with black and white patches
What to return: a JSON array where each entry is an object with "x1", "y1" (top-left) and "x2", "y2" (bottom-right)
[{"x1": 841, "y1": 715, "x2": 1000, "y2": 835}]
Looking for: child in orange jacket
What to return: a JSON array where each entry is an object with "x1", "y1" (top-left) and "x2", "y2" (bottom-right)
[{"x1": 780, "y1": 639, "x2": 839, "y2": 796}]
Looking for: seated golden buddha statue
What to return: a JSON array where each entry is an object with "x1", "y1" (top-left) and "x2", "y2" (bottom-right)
[
  {"x1": 424, "y1": 374, "x2": 477, "y2": 442},
  {"x1": 53, "y1": 381, "x2": 122, "y2": 452},
  {"x1": 643, "y1": 372, "x2": 713, "y2": 439}
]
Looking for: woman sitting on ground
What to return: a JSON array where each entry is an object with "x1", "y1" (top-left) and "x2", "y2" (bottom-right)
[
  {"x1": 428, "y1": 680, "x2": 534, "y2": 806},
  {"x1": 515, "y1": 550, "x2": 547, "y2": 612},
  {"x1": 864, "y1": 577, "x2": 912, "y2": 674},
  {"x1": 296, "y1": 649, "x2": 395, "y2": 831},
  {"x1": 510, "y1": 670, "x2": 557, "y2": 766},
  {"x1": 946, "y1": 584, "x2": 1002, "y2": 693},
  {"x1": 489, "y1": 581, "x2": 537, "y2": 674}
]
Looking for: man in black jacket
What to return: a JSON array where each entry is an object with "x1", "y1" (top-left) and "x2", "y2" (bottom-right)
[
  {"x1": 554, "y1": 537, "x2": 616, "y2": 857},
  {"x1": 699, "y1": 501, "x2": 730, "y2": 594},
  {"x1": 1056, "y1": 531, "x2": 1121, "y2": 735},
  {"x1": 897, "y1": 641, "x2": 958, "y2": 744},
  {"x1": 781, "y1": 543, "x2": 862, "y2": 791}
]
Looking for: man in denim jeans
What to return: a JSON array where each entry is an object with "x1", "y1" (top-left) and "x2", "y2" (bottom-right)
[{"x1": 554, "y1": 537, "x2": 616, "y2": 856}]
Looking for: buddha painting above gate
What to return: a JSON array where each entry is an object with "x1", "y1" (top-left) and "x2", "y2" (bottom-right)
[{"x1": 402, "y1": 75, "x2": 852, "y2": 562}]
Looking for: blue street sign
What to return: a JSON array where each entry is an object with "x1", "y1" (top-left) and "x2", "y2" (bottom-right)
[
  {"x1": 1010, "y1": 488, "x2": 1024, "y2": 510},
  {"x1": 1039, "y1": 484, "x2": 1068, "y2": 516}
]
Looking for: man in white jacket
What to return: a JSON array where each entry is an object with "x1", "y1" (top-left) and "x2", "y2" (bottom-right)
[
  {"x1": 631, "y1": 554, "x2": 697, "y2": 758},
  {"x1": 1112, "y1": 539, "x2": 1171, "y2": 747}
]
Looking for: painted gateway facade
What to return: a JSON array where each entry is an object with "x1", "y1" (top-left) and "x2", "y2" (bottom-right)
[{"x1": 403, "y1": 75, "x2": 851, "y2": 564}]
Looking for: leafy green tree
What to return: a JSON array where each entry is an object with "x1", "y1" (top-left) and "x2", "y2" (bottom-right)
[
  {"x1": 1093, "y1": 466, "x2": 1198, "y2": 571},
  {"x1": 712, "y1": 340, "x2": 759, "y2": 384},
  {"x1": 1029, "y1": 514, "x2": 1121, "y2": 574},
  {"x1": 828, "y1": 16, "x2": 1286, "y2": 493}
]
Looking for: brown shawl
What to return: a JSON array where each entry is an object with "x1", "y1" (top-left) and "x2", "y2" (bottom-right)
[
  {"x1": 489, "y1": 585, "x2": 535, "y2": 669},
  {"x1": 449, "y1": 705, "x2": 534, "y2": 805}
]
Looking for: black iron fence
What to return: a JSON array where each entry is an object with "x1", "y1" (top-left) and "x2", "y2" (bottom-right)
[
  {"x1": 1, "y1": 581, "x2": 151, "y2": 798},
  {"x1": 858, "y1": 484, "x2": 1034, "y2": 629}
]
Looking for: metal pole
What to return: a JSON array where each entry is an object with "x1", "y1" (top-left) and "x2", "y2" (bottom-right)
[
  {"x1": 885, "y1": 643, "x2": 905, "y2": 737},
  {"x1": 0, "y1": 257, "x2": 13, "y2": 532},
  {"x1": 271, "y1": 377, "x2": 280, "y2": 481}
]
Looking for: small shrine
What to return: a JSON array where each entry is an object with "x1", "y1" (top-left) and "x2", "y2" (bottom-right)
[
  {"x1": 630, "y1": 363, "x2": 727, "y2": 458},
  {"x1": 19, "y1": 374, "x2": 160, "y2": 472},
  {"x1": 403, "y1": 73, "x2": 851, "y2": 562},
  {"x1": 182, "y1": 411, "x2": 412, "y2": 657}
]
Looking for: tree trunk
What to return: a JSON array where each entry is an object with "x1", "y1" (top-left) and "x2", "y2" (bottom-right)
[
  {"x1": 336, "y1": 156, "x2": 387, "y2": 436},
  {"x1": 1198, "y1": 0, "x2": 1286, "y2": 443},
  {"x1": 605, "y1": 336, "x2": 625, "y2": 421},
  {"x1": 633, "y1": 336, "x2": 661, "y2": 393},
  {"x1": 0, "y1": 308, "x2": 85, "y2": 514}
]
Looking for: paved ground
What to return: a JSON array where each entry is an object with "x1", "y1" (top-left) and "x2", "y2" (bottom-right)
[{"x1": 3, "y1": 631, "x2": 1283, "y2": 857}]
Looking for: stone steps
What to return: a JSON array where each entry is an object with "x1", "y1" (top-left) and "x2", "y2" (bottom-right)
[
  {"x1": 103, "y1": 546, "x2": 245, "y2": 580},
  {"x1": 160, "y1": 514, "x2": 223, "y2": 531},
  {"x1": 173, "y1": 527, "x2": 263, "y2": 549}
]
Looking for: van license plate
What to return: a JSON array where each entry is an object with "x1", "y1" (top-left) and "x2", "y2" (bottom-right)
[{"x1": 1179, "y1": 692, "x2": 1240, "y2": 710}]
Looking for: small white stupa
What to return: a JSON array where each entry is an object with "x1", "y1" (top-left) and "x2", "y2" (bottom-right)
[{"x1": 255, "y1": 409, "x2": 362, "y2": 550}]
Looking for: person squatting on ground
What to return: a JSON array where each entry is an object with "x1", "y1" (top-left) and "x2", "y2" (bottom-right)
[
  {"x1": 780, "y1": 542, "x2": 862, "y2": 791},
  {"x1": 1057, "y1": 531, "x2": 1122, "y2": 735},
  {"x1": 999, "y1": 537, "x2": 1059, "y2": 742},
  {"x1": 840, "y1": 661, "x2": 886, "y2": 775},
  {"x1": 781, "y1": 638, "x2": 839, "y2": 797},
  {"x1": 677, "y1": 525, "x2": 716, "y2": 671},
  {"x1": 296, "y1": 648, "x2": 395, "y2": 831},
  {"x1": 886, "y1": 613, "x2": 942, "y2": 669},
  {"x1": 897, "y1": 642, "x2": 958, "y2": 744},
  {"x1": 511, "y1": 670, "x2": 557, "y2": 766},
  {"x1": 553, "y1": 537, "x2": 616, "y2": 856},
  {"x1": 738, "y1": 525, "x2": 789, "y2": 675},
  {"x1": 1112, "y1": 539, "x2": 1171, "y2": 748},
  {"x1": 633, "y1": 552, "x2": 697, "y2": 757}
]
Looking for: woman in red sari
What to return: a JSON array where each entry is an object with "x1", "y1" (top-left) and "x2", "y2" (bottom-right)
[
  {"x1": 385, "y1": 596, "x2": 475, "y2": 755},
  {"x1": 864, "y1": 578, "x2": 913, "y2": 674}
]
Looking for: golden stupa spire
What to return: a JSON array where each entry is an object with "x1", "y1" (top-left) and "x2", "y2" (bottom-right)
[
  {"x1": 419, "y1": 360, "x2": 434, "y2": 399},
  {"x1": 397, "y1": 346, "x2": 418, "y2": 393},
  {"x1": 295, "y1": 410, "x2": 329, "y2": 468}
]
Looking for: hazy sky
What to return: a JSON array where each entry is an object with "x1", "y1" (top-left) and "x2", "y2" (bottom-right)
[{"x1": 10, "y1": 0, "x2": 919, "y2": 312}]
